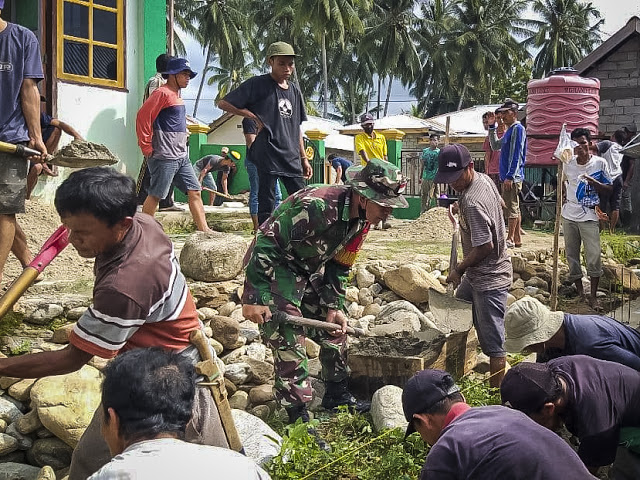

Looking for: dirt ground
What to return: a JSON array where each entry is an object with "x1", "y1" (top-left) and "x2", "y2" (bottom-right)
[{"x1": 2, "y1": 200, "x2": 94, "y2": 286}]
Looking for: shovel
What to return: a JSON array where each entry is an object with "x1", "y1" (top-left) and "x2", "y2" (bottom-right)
[
  {"x1": 0, "y1": 140, "x2": 119, "y2": 168},
  {"x1": 428, "y1": 204, "x2": 473, "y2": 333},
  {"x1": 271, "y1": 311, "x2": 366, "y2": 337}
]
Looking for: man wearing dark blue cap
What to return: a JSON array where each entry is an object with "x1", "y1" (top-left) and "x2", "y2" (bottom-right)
[
  {"x1": 136, "y1": 57, "x2": 212, "y2": 232},
  {"x1": 402, "y1": 369, "x2": 594, "y2": 479},
  {"x1": 435, "y1": 144, "x2": 511, "y2": 387}
]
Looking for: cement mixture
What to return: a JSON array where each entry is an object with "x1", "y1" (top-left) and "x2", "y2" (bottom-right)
[
  {"x1": 54, "y1": 140, "x2": 119, "y2": 167},
  {"x1": 3, "y1": 201, "x2": 95, "y2": 286}
]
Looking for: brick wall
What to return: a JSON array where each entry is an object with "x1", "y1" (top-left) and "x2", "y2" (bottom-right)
[{"x1": 583, "y1": 35, "x2": 640, "y2": 134}]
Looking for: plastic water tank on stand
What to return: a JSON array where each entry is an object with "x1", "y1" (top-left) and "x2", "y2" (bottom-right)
[{"x1": 526, "y1": 67, "x2": 600, "y2": 166}]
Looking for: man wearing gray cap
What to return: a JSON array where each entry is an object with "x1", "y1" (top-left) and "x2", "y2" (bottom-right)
[
  {"x1": 218, "y1": 42, "x2": 312, "y2": 225},
  {"x1": 402, "y1": 369, "x2": 593, "y2": 479},
  {"x1": 505, "y1": 296, "x2": 640, "y2": 369},
  {"x1": 435, "y1": 144, "x2": 512, "y2": 387}
]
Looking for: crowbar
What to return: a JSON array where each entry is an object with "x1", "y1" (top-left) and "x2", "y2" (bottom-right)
[
  {"x1": 0, "y1": 225, "x2": 69, "y2": 319},
  {"x1": 271, "y1": 311, "x2": 366, "y2": 337}
]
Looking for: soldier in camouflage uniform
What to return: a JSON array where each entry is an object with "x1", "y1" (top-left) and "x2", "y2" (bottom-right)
[{"x1": 242, "y1": 158, "x2": 408, "y2": 424}]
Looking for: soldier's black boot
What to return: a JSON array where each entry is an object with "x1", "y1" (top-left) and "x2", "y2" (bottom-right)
[
  {"x1": 321, "y1": 379, "x2": 371, "y2": 413},
  {"x1": 285, "y1": 404, "x2": 331, "y2": 452}
]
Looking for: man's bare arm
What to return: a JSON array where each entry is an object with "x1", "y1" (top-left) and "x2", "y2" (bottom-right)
[
  {"x1": 20, "y1": 78, "x2": 47, "y2": 158},
  {"x1": 218, "y1": 100, "x2": 264, "y2": 132},
  {"x1": 49, "y1": 119, "x2": 83, "y2": 141},
  {"x1": 0, "y1": 344, "x2": 93, "y2": 379}
]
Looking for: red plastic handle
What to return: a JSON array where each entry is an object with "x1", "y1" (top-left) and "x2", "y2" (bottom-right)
[{"x1": 28, "y1": 225, "x2": 69, "y2": 273}]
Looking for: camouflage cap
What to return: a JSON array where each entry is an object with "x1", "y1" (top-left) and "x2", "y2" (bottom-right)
[{"x1": 345, "y1": 158, "x2": 409, "y2": 208}]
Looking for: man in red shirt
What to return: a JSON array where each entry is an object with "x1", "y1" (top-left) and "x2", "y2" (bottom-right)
[{"x1": 0, "y1": 168, "x2": 228, "y2": 479}]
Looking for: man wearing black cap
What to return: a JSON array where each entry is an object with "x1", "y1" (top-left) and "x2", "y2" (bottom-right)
[
  {"x1": 402, "y1": 369, "x2": 593, "y2": 479},
  {"x1": 218, "y1": 42, "x2": 312, "y2": 225},
  {"x1": 487, "y1": 98, "x2": 526, "y2": 248},
  {"x1": 435, "y1": 144, "x2": 511, "y2": 387},
  {"x1": 501, "y1": 356, "x2": 640, "y2": 478},
  {"x1": 136, "y1": 57, "x2": 212, "y2": 233}
]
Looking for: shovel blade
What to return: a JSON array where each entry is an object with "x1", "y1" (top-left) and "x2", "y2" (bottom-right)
[{"x1": 429, "y1": 288, "x2": 473, "y2": 333}]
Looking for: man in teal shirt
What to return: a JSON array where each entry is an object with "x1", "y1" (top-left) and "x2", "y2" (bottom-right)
[{"x1": 420, "y1": 134, "x2": 440, "y2": 212}]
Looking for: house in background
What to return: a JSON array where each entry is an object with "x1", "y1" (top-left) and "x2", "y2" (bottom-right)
[
  {"x1": 574, "y1": 16, "x2": 640, "y2": 135},
  {"x1": 574, "y1": 16, "x2": 640, "y2": 232},
  {"x1": 2, "y1": 0, "x2": 166, "y2": 200}
]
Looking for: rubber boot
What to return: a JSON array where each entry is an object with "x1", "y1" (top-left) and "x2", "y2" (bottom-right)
[
  {"x1": 285, "y1": 404, "x2": 331, "y2": 452},
  {"x1": 321, "y1": 379, "x2": 371, "y2": 413}
]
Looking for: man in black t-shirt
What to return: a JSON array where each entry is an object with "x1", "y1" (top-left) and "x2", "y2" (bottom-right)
[
  {"x1": 218, "y1": 41, "x2": 312, "y2": 224},
  {"x1": 501, "y1": 356, "x2": 640, "y2": 478}
]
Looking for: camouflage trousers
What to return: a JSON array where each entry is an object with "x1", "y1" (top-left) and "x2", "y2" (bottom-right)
[{"x1": 260, "y1": 292, "x2": 349, "y2": 408}]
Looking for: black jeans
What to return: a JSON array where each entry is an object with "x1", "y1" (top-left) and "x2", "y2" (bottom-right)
[{"x1": 257, "y1": 172, "x2": 305, "y2": 225}]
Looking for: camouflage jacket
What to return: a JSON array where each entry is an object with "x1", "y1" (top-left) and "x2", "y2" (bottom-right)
[{"x1": 242, "y1": 185, "x2": 370, "y2": 311}]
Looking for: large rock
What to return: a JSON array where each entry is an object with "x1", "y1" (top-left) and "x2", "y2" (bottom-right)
[
  {"x1": 232, "y1": 409, "x2": 281, "y2": 466},
  {"x1": 30, "y1": 365, "x2": 102, "y2": 448},
  {"x1": 8, "y1": 379, "x2": 36, "y2": 403},
  {"x1": 5, "y1": 423, "x2": 32, "y2": 450},
  {"x1": 372, "y1": 301, "x2": 435, "y2": 334},
  {"x1": 209, "y1": 316, "x2": 241, "y2": 350},
  {"x1": 0, "y1": 463, "x2": 40, "y2": 480},
  {"x1": 238, "y1": 321, "x2": 261, "y2": 343},
  {"x1": 244, "y1": 358, "x2": 274, "y2": 385},
  {"x1": 179, "y1": 231, "x2": 247, "y2": 281},
  {"x1": 248, "y1": 385, "x2": 274, "y2": 405},
  {"x1": 15, "y1": 410, "x2": 42, "y2": 435},
  {"x1": 601, "y1": 264, "x2": 640, "y2": 293},
  {"x1": 356, "y1": 267, "x2": 376, "y2": 289},
  {"x1": 51, "y1": 324, "x2": 75, "y2": 344},
  {"x1": 383, "y1": 264, "x2": 445, "y2": 304},
  {"x1": 370, "y1": 385, "x2": 408, "y2": 432},
  {"x1": 0, "y1": 435, "x2": 18, "y2": 456},
  {"x1": 0, "y1": 398, "x2": 22, "y2": 424},
  {"x1": 525, "y1": 277, "x2": 548, "y2": 290},
  {"x1": 0, "y1": 462, "x2": 40, "y2": 480},
  {"x1": 224, "y1": 363, "x2": 251, "y2": 385},
  {"x1": 228, "y1": 391, "x2": 249, "y2": 410}
]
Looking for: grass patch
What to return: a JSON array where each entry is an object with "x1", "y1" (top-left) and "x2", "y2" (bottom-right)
[
  {"x1": 8, "y1": 339, "x2": 31, "y2": 356},
  {"x1": 0, "y1": 311, "x2": 23, "y2": 337},
  {"x1": 600, "y1": 233, "x2": 640, "y2": 265}
]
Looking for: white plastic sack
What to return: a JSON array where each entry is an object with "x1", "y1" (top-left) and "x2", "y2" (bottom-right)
[{"x1": 553, "y1": 123, "x2": 576, "y2": 164}]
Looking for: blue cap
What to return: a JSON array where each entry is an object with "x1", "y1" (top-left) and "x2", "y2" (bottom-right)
[{"x1": 162, "y1": 57, "x2": 197, "y2": 78}]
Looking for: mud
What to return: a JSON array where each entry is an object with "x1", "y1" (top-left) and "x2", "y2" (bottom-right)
[{"x1": 54, "y1": 140, "x2": 119, "y2": 167}]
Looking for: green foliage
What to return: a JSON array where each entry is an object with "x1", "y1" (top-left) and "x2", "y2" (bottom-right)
[
  {"x1": 600, "y1": 234, "x2": 640, "y2": 265},
  {"x1": 9, "y1": 340, "x2": 32, "y2": 356},
  {"x1": 458, "y1": 375, "x2": 502, "y2": 406},
  {"x1": 265, "y1": 408, "x2": 427, "y2": 479},
  {"x1": 0, "y1": 311, "x2": 23, "y2": 338}
]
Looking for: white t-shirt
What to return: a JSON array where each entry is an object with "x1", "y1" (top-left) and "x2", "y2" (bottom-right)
[
  {"x1": 562, "y1": 155, "x2": 611, "y2": 222},
  {"x1": 598, "y1": 141, "x2": 623, "y2": 179},
  {"x1": 88, "y1": 438, "x2": 271, "y2": 480}
]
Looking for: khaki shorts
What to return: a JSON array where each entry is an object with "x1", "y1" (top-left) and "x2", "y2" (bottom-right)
[
  {"x1": 0, "y1": 152, "x2": 28, "y2": 215},
  {"x1": 501, "y1": 181, "x2": 521, "y2": 219}
]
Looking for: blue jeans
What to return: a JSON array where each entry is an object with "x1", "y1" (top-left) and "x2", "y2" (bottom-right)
[
  {"x1": 245, "y1": 160, "x2": 281, "y2": 215},
  {"x1": 147, "y1": 156, "x2": 200, "y2": 198}
]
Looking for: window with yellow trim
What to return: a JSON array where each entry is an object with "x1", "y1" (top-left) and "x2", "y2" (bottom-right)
[{"x1": 57, "y1": 0, "x2": 125, "y2": 88}]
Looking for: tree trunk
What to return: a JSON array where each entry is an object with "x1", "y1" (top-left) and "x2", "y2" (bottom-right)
[
  {"x1": 193, "y1": 46, "x2": 211, "y2": 117},
  {"x1": 377, "y1": 76, "x2": 382, "y2": 119},
  {"x1": 384, "y1": 76, "x2": 393, "y2": 117},
  {"x1": 350, "y1": 82, "x2": 356, "y2": 124},
  {"x1": 322, "y1": 33, "x2": 328, "y2": 118},
  {"x1": 457, "y1": 82, "x2": 468, "y2": 111}
]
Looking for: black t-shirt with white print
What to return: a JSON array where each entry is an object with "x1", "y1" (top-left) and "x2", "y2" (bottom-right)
[{"x1": 223, "y1": 74, "x2": 307, "y2": 177}]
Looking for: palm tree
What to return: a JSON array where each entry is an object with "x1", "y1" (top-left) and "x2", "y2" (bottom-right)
[
  {"x1": 360, "y1": 0, "x2": 421, "y2": 117},
  {"x1": 524, "y1": 0, "x2": 603, "y2": 78},
  {"x1": 287, "y1": 0, "x2": 372, "y2": 118},
  {"x1": 177, "y1": 0, "x2": 248, "y2": 116},
  {"x1": 207, "y1": 54, "x2": 257, "y2": 103},
  {"x1": 446, "y1": 0, "x2": 532, "y2": 109}
]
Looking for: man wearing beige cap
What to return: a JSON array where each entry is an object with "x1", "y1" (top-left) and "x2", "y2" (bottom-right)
[
  {"x1": 505, "y1": 296, "x2": 640, "y2": 370},
  {"x1": 218, "y1": 41, "x2": 312, "y2": 225}
]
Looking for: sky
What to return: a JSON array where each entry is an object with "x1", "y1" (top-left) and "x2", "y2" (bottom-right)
[{"x1": 180, "y1": 1, "x2": 640, "y2": 126}]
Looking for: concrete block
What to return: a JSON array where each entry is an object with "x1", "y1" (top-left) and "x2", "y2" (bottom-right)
[
  {"x1": 614, "y1": 115, "x2": 635, "y2": 124},
  {"x1": 615, "y1": 98, "x2": 636, "y2": 107},
  {"x1": 624, "y1": 106, "x2": 640, "y2": 115}
]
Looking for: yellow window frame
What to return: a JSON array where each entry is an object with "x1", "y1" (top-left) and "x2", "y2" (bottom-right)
[{"x1": 57, "y1": 0, "x2": 125, "y2": 88}]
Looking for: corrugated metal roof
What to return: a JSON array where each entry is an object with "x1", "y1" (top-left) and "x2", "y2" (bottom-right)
[{"x1": 338, "y1": 114, "x2": 447, "y2": 135}]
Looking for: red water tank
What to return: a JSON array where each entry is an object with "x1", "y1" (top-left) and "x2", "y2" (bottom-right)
[{"x1": 526, "y1": 68, "x2": 600, "y2": 166}]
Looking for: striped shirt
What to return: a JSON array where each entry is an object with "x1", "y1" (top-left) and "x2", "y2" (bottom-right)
[
  {"x1": 458, "y1": 173, "x2": 512, "y2": 291},
  {"x1": 489, "y1": 121, "x2": 526, "y2": 182},
  {"x1": 136, "y1": 84, "x2": 188, "y2": 160},
  {"x1": 69, "y1": 214, "x2": 200, "y2": 359}
]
